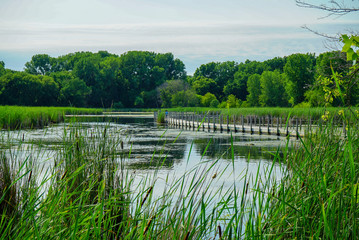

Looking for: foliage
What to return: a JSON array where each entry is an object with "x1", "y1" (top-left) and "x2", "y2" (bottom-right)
[
  {"x1": 246, "y1": 73, "x2": 261, "y2": 106},
  {"x1": 1, "y1": 49, "x2": 357, "y2": 109},
  {"x1": 191, "y1": 76, "x2": 218, "y2": 96},
  {"x1": 284, "y1": 53, "x2": 315, "y2": 105},
  {"x1": 259, "y1": 70, "x2": 289, "y2": 107},
  {"x1": 226, "y1": 94, "x2": 241, "y2": 108},
  {"x1": 200, "y1": 92, "x2": 218, "y2": 107}
]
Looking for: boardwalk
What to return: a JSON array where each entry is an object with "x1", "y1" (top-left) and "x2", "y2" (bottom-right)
[{"x1": 163, "y1": 112, "x2": 347, "y2": 138}]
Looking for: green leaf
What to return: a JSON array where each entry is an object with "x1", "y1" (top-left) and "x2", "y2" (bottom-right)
[
  {"x1": 346, "y1": 48, "x2": 355, "y2": 61},
  {"x1": 342, "y1": 40, "x2": 352, "y2": 53},
  {"x1": 352, "y1": 36, "x2": 359, "y2": 44},
  {"x1": 342, "y1": 34, "x2": 349, "y2": 42}
]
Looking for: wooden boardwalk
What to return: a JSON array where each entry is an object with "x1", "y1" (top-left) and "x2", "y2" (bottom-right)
[{"x1": 163, "y1": 112, "x2": 347, "y2": 138}]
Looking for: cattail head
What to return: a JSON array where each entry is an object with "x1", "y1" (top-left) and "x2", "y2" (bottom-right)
[
  {"x1": 141, "y1": 186, "x2": 153, "y2": 207},
  {"x1": 218, "y1": 225, "x2": 222, "y2": 239}
]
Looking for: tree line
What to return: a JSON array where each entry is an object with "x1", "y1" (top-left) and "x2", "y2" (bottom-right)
[{"x1": 0, "y1": 50, "x2": 356, "y2": 108}]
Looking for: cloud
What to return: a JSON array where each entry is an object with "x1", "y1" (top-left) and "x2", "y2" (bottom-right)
[{"x1": 1, "y1": 20, "x2": 357, "y2": 73}]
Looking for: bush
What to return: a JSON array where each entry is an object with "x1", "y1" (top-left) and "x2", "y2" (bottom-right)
[{"x1": 209, "y1": 99, "x2": 220, "y2": 108}]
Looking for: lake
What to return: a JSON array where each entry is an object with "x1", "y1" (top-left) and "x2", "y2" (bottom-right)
[{"x1": 1, "y1": 117, "x2": 290, "y2": 200}]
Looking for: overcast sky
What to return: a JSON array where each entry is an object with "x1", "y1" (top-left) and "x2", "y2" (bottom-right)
[{"x1": 0, "y1": 0, "x2": 358, "y2": 74}]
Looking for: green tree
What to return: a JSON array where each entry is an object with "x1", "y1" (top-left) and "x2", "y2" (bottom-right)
[
  {"x1": 192, "y1": 76, "x2": 217, "y2": 96},
  {"x1": 0, "y1": 72, "x2": 58, "y2": 106},
  {"x1": 259, "y1": 71, "x2": 289, "y2": 107},
  {"x1": 284, "y1": 53, "x2": 315, "y2": 105},
  {"x1": 25, "y1": 54, "x2": 55, "y2": 75},
  {"x1": 157, "y1": 80, "x2": 193, "y2": 107},
  {"x1": 226, "y1": 94, "x2": 240, "y2": 108},
  {"x1": 59, "y1": 77, "x2": 91, "y2": 107},
  {"x1": 246, "y1": 74, "x2": 261, "y2": 106},
  {"x1": 200, "y1": 92, "x2": 218, "y2": 107},
  {"x1": 0, "y1": 61, "x2": 5, "y2": 77},
  {"x1": 224, "y1": 60, "x2": 267, "y2": 101},
  {"x1": 194, "y1": 61, "x2": 238, "y2": 100}
]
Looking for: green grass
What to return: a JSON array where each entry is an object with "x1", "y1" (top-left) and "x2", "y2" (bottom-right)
[
  {"x1": 0, "y1": 106, "x2": 103, "y2": 129},
  {"x1": 0, "y1": 111, "x2": 358, "y2": 239}
]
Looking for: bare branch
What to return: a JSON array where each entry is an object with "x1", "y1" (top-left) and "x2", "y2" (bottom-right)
[
  {"x1": 296, "y1": 0, "x2": 359, "y2": 17},
  {"x1": 301, "y1": 25, "x2": 340, "y2": 40}
]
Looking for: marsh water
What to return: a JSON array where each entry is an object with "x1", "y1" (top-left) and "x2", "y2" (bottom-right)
[{"x1": 1, "y1": 117, "x2": 290, "y2": 198}]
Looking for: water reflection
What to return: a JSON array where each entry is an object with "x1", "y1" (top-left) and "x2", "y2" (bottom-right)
[{"x1": 1, "y1": 117, "x2": 291, "y2": 194}]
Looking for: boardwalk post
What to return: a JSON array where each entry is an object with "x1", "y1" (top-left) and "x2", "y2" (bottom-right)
[
  {"x1": 227, "y1": 115, "x2": 229, "y2": 132},
  {"x1": 220, "y1": 114, "x2": 223, "y2": 132},
  {"x1": 233, "y1": 116, "x2": 237, "y2": 132},
  {"x1": 267, "y1": 116, "x2": 270, "y2": 135},
  {"x1": 277, "y1": 117, "x2": 280, "y2": 136},
  {"x1": 192, "y1": 112, "x2": 195, "y2": 130},
  {"x1": 207, "y1": 112, "x2": 210, "y2": 130},
  {"x1": 259, "y1": 116, "x2": 262, "y2": 135},
  {"x1": 250, "y1": 115, "x2": 253, "y2": 134},
  {"x1": 182, "y1": 112, "x2": 184, "y2": 128},
  {"x1": 213, "y1": 113, "x2": 216, "y2": 131},
  {"x1": 242, "y1": 115, "x2": 245, "y2": 133},
  {"x1": 296, "y1": 117, "x2": 299, "y2": 139}
]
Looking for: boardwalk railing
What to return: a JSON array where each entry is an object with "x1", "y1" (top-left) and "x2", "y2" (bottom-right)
[{"x1": 160, "y1": 111, "x2": 348, "y2": 138}]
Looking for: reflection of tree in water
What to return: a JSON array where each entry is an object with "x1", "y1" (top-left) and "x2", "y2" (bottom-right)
[
  {"x1": 193, "y1": 136, "x2": 283, "y2": 161},
  {"x1": 124, "y1": 138, "x2": 187, "y2": 170}
]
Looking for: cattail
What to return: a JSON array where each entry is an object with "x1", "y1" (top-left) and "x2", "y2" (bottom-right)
[
  {"x1": 183, "y1": 231, "x2": 191, "y2": 240},
  {"x1": 245, "y1": 182, "x2": 249, "y2": 195},
  {"x1": 141, "y1": 186, "x2": 153, "y2": 207},
  {"x1": 121, "y1": 141, "x2": 124, "y2": 150},
  {"x1": 61, "y1": 170, "x2": 68, "y2": 180},
  {"x1": 218, "y1": 225, "x2": 222, "y2": 239},
  {"x1": 212, "y1": 173, "x2": 217, "y2": 179},
  {"x1": 28, "y1": 170, "x2": 32, "y2": 183},
  {"x1": 143, "y1": 215, "x2": 155, "y2": 235}
]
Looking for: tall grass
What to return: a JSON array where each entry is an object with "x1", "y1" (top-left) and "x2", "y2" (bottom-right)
[
  {"x1": 0, "y1": 111, "x2": 358, "y2": 238},
  {"x1": 0, "y1": 106, "x2": 103, "y2": 129},
  {"x1": 259, "y1": 112, "x2": 359, "y2": 239}
]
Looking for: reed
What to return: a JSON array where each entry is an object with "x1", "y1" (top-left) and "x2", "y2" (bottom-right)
[
  {"x1": 0, "y1": 111, "x2": 357, "y2": 239},
  {"x1": 0, "y1": 106, "x2": 102, "y2": 129}
]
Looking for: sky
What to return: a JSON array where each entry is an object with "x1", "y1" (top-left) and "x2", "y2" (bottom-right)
[{"x1": 0, "y1": 0, "x2": 358, "y2": 74}]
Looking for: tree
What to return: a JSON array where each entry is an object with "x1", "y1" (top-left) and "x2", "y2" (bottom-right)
[
  {"x1": 0, "y1": 72, "x2": 58, "y2": 106},
  {"x1": 194, "y1": 61, "x2": 238, "y2": 100},
  {"x1": 316, "y1": 51, "x2": 351, "y2": 77},
  {"x1": 284, "y1": 53, "x2": 315, "y2": 105},
  {"x1": 191, "y1": 76, "x2": 218, "y2": 96},
  {"x1": 157, "y1": 80, "x2": 192, "y2": 107},
  {"x1": 259, "y1": 71, "x2": 289, "y2": 107},
  {"x1": 224, "y1": 60, "x2": 267, "y2": 101},
  {"x1": 25, "y1": 54, "x2": 54, "y2": 75},
  {"x1": 226, "y1": 94, "x2": 240, "y2": 108},
  {"x1": 296, "y1": 1, "x2": 359, "y2": 41},
  {"x1": 201, "y1": 92, "x2": 218, "y2": 107},
  {"x1": 154, "y1": 53, "x2": 186, "y2": 80},
  {"x1": 296, "y1": 1, "x2": 359, "y2": 17},
  {"x1": 246, "y1": 74, "x2": 261, "y2": 106},
  {"x1": 0, "y1": 61, "x2": 5, "y2": 77}
]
